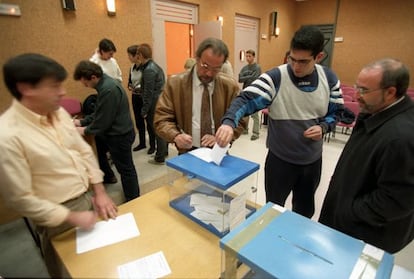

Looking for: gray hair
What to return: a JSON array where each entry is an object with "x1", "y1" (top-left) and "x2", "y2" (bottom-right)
[{"x1": 365, "y1": 58, "x2": 410, "y2": 98}]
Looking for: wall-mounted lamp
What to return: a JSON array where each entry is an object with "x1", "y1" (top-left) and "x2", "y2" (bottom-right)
[
  {"x1": 269, "y1": 11, "x2": 279, "y2": 37},
  {"x1": 106, "y1": 0, "x2": 116, "y2": 16},
  {"x1": 217, "y1": 16, "x2": 223, "y2": 27},
  {"x1": 0, "y1": 3, "x2": 21, "y2": 17},
  {"x1": 239, "y1": 50, "x2": 245, "y2": 62},
  {"x1": 62, "y1": 0, "x2": 76, "y2": 11}
]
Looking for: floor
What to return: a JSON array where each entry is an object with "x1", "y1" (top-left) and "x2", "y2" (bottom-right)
[{"x1": 0, "y1": 120, "x2": 413, "y2": 278}]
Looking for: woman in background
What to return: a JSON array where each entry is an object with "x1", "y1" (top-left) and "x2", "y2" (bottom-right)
[
  {"x1": 127, "y1": 45, "x2": 147, "y2": 151},
  {"x1": 136, "y1": 44, "x2": 168, "y2": 164}
]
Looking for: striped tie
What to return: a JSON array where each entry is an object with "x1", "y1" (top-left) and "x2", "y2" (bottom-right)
[{"x1": 200, "y1": 83, "x2": 212, "y2": 142}]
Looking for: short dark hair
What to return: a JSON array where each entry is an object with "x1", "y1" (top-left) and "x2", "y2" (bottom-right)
[
  {"x1": 246, "y1": 49, "x2": 255, "y2": 57},
  {"x1": 290, "y1": 25, "x2": 324, "y2": 58},
  {"x1": 3, "y1": 53, "x2": 67, "y2": 100},
  {"x1": 73, "y1": 60, "x2": 103, "y2": 80},
  {"x1": 137, "y1": 44, "x2": 152, "y2": 59},
  {"x1": 127, "y1": 45, "x2": 139, "y2": 56},
  {"x1": 195, "y1": 37, "x2": 229, "y2": 62},
  {"x1": 366, "y1": 58, "x2": 410, "y2": 98},
  {"x1": 98, "y1": 38, "x2": 117, "y2": 52}
]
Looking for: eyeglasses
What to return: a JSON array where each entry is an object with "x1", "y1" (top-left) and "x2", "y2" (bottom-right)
[
  {"x1": 198, "y1": 60, "x2": 222, "y2": 73},
  {"x1": 287, "y1": 55, "x2": 313, "y2": 66},
  {"x1": 353, "y1": 85, "x2": 386, "y2": 96}
]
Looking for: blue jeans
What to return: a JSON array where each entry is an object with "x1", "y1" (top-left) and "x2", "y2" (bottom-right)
[{"x1": 95, "y1": 129, "x2": 140, "y2": 201}]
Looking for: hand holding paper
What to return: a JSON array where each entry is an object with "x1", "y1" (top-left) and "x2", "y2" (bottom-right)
[
  {"x1": 210, "y1": 143, "x2": 230, "y2": 165},
  {"x1": 189, "y1": 143, "x2": 230, "y2": 165}
]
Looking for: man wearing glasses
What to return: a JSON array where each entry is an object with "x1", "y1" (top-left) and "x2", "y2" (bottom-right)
[
  {"x1": 154, "y1": 37, "x2": 246, "y2": 154},
  {"x1": 216, "y1": 25, "x2": 343, "y2": 219},
  {"x1": 319, "y1": 58, "x2": 414, "y2": 253}
]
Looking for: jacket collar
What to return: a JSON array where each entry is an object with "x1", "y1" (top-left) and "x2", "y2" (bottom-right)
[{"x1": 359, "y1": 96, "x2": 414, "y2": 133}]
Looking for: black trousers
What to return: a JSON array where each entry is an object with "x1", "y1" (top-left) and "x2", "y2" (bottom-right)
[
  {"x1": 264, "y1": 151, "x2": 322, "y2": 218},
  {"x1": 132, "y1": 94, "x2": 146, "y2": 146},
  {"x1": 145, "y1": 103, "x2": 168, "y2": 161},
  {"x1": 95, "y1": 129, "x2": 140, "y2": 201}
]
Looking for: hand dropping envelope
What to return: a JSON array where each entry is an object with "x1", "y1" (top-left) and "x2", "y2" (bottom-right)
[
  {"x1": 189, "y1": 144, "x2": 230, "y2": 165},
  {"x1": 210, "y1": 143, "x2": 230, "y2": 165}
]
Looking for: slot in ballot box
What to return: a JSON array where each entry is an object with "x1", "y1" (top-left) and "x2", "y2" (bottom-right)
[
  {"x1": 220, "y1": 202, "x2": 394, "y2": 279},
  {"x1": 165, "y1": 152, "x2": 259, "y2": 237}
]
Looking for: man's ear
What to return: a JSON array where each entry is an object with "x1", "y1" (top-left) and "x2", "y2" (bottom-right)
[
  {"x1": 90, "y1": 75, "x2": 99, "y2": 82},
  {"x1": 315, "y1": 52, "x2": 325, "y2": 63},
  {"x1": 16, "y1": 83, "x2": 33, "y2": 97},
  {"x1": 385, "y1": 86, "x2": 397, "y2": 100}
]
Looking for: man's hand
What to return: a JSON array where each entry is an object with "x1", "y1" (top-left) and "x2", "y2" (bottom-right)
[
  {"x1": 201, "y1": 134, "x2": 215, "y2": 147},
  {"x1": 215, "y1": 124, "x2": 234, "y2": 147},
  {"x1": 174, "y1": 133, "x2": 193, "y2": 150},
  {"x1": 76, "y1": 126, "x2": 86, "y2": 136},
  {"x1": 303, "y1": 125, "x2": 323, "y2": 141},
  {"x1": 66, "y1": 211, "x2": 97, "y2": 231},
  {"x1": 73, "y1": 119, "x2": 81, "y2": 127},
  {"x1": 91, "y1": 183, "x2": 118, "y2": 220}
]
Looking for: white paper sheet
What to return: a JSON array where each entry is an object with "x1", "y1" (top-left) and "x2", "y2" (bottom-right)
[
  {"x1": 349, "y1": 244, "x2": 384, "y2": 279},
  {"x1": 189, "y1": 192, "x2": 230, "y2": 232},
  {"x1": 76, "y1": 212, "x2": 140, "y2": 254},
  {"x1": 189, "y1": 147, "x2": 212, "y2": 162},
  {"x1": 117, "y1": 251, "x2": 171, "y2": 279},
  {"x1": 188, "y1": 144, "x2": 230, "y2": 165},
  {"x1": 229, "y1": 192, "x2": 247, "y2": 230},
  {"x1": 210, "y1": 143, "x2": 230, "y2": 165}
]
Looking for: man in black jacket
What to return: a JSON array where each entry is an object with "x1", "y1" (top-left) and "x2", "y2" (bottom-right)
[
  {"x1": 74, "y1": 61, "x2": 140, "y2": 201},
  {"x1": 319, "y1": 58, "x2": 414, "y2": 253}
]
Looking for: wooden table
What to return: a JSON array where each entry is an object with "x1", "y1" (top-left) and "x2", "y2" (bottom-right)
[{"x1": 52, "y1": 186, "x2": 222, "y2": 278}]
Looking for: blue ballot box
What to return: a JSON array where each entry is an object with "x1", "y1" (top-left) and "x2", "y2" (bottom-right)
[
  {"x1": 220, "y1": 202, "x2": 395, "y2": 279},
  {"x1": 166, "y1": 152, "x2": 260, "y2": 237}
]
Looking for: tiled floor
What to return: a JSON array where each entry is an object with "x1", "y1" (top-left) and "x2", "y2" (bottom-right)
[{"x1": 0, "y1": 121, "x2": 413, "y2": 278}]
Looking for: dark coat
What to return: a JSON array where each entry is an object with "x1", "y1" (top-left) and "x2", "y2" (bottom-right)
[{"x1": 319, "y1": 96, "x2": 414, "y2": 253}]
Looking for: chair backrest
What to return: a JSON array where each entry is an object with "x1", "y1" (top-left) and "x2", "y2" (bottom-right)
[
  {"x1": 407, "y1": 88, "x2": 414, "y2": 100},
  {"x1": 342, "y1": 95, "x2": 353, "y2": 102},
  {"x1": 341, "y1": 87, "x2": 356, "y2": 101},
  {"x1": 340, "y1": 84, "x2": 353, "y2": 90},
  {"x1": 59, "y1": 97, "x2": 82, "y2": 116},
  {"x1": 82, "y1": 94, "x2": 98, "y2": 116},
  {"x1": 344, "y1": 101, "x2": 360, "y2": 117}
]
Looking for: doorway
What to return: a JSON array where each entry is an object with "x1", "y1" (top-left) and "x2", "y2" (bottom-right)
[
  {"x1": 234, "y1": 15, "x2": 260, "y2": 86},
  {"x1": 165, "y1": 22, "x2": 192, "y2": 76},
  {"x1": 151, "y1": 0, "x2": 197, "y2": 75},
  {"x1": 151, "y1": 0, "x2": 223, "y2": 76},
  {"x1": 314, "y1": 24, "x2": 335, "y2": 68}
]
